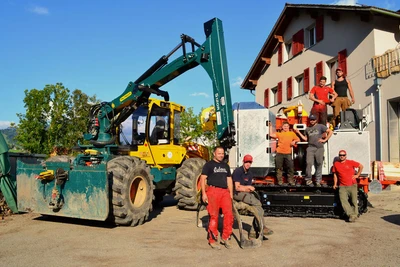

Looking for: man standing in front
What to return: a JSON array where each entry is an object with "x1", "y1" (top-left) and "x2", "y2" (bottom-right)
[
  {"x1": 232, "y1": 154, "x2": 274, "y2": 238},
  {"x1": 295, "y1": 114, "x2": 333, "y2": 187},
  {"x1": 200, "y1": 146, "x2": 234, "y2": 250},
  {"x1": 332, "y1": 150, "x2": 363, "y2": 222},
  {"x1": 309, "y1": 76, "x2": 338, "y2": 126}
]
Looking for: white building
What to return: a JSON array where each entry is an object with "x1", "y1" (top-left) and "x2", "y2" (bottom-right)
[{"x1": 242, "y1": 3, "x2": 400, "y2": 162}]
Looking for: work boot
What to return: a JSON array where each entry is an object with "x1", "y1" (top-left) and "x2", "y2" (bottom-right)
[
  {"x1": 349, "y1": 215, "x2": 357, "y2": 223},
  {"x1": 315, "y1": 182, "x2": 321, "y2": 188},
  {"x1": 306, "y1": 180, "x2": 314, "y2": 187},
  {"x1": 221, "y1": 239, "x2": 233, "y2": 249},
  {"x1": 263, "y1": 226, "x2": 274, "y2": 236},
  {"x1": 209, "y1": 242, "x2": 221, "y2": 250},
  {"x1": 288, "y1": 179, "x2": 295, "y2": 186}
]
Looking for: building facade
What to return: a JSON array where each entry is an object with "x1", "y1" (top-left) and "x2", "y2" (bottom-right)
[{"x1": 242, "y1": 4, "x2": 400, "y2": 162}]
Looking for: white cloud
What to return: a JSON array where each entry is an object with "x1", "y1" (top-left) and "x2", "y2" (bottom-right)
[
  {"x1": 0, "y1": 121, "x2": 13, "y2": 129},
  {"x1": 28, "y1": 6, "x2": 49, "y2": 15},
  {"x1": 190, "y1": 92, "x2": 209, "y2": 98},
  {"x1": 332, "y1": 0, "x2": 357, "y2": 5},
  {"x1": 231, "y1": 76, "x2": 243, "y2": 87}
]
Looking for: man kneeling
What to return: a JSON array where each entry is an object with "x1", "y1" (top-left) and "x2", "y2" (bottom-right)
[{"x1": 232, "y1": 154, "x2": 273, "y2": 237}]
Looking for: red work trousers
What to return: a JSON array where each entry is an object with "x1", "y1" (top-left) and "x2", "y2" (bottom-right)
[
  {"x1": 310, "y1": 104, "x2": 328, "y2": 126},
  {"x1": 206, "y1": 186, "x2": 233, "y2": 243}
]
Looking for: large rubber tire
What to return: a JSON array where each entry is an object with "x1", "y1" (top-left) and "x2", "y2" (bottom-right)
[
  {"x1": 174, "y1": 158, "x2": 206, "y2": 210},
  {"x1": 108, "y1": 156, "x2": 154, "y2": 226}
]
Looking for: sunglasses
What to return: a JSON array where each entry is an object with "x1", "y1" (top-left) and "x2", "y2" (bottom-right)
[
  {"x1": 244, "y1": 161, "x2": 253, "y2": 164},
  {"x1": 339, "y1": 154, "x2": 346, "y2": 156}
]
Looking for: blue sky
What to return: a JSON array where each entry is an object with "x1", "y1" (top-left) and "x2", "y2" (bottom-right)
[{"x1": 1, "y1": 0, "x2": 398, "y2": 129}]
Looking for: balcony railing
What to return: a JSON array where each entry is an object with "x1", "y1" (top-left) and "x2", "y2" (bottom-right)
[{"x1": 373, "y1": 47, "x2": 400, "y2": 78}]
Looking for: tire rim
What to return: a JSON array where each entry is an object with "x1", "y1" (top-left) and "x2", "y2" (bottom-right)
[{"x1": 129, "y1": 176, "x2": 148, "y2": 208}]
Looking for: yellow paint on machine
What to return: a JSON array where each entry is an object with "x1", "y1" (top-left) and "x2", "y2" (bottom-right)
[{"x1": 120, "y1": 91, "x2": 132, "y2": 102}]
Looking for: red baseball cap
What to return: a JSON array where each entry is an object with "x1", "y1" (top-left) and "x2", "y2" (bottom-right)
[
  {"x1": 243, "y1": 154, "x2": 253, "y2": 163},
  {"x1": 336, "y1": 67, "x2": 343, "y2": 71},
  {"x1": 339, "y1": 149, "x2": 347, "y2": 155}
]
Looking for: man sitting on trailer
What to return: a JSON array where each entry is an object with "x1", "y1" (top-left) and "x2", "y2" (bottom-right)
[
  {"x1": 232, "y1": 154, "x2": 274, "y2": 238},
  {"x1": 332, "y1": 150, "x2": 363, "y2": 222}
]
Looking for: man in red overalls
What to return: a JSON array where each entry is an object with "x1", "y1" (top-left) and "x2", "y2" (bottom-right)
[
  {"x1": 309, "y1": 76, "x2": 338, "y2": 126},
  {"x1": 201, "y1": 146, "x2": 234, "y2": 249}
]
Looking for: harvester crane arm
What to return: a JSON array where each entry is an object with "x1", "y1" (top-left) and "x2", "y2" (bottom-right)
[{"x1": 85, "y1": 18, "x2": 235, "y2": 150}]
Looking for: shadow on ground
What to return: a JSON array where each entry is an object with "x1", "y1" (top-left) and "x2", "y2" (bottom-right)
[
  {"x1": 32, "y1": 195, "x2": 179, "y2": 228},
  {"x1": 382, "y1": 214, "x2": 400, "y2": 226},
  {"x1": 148, "y1": 195, "x2": 177, "y2": 222}
]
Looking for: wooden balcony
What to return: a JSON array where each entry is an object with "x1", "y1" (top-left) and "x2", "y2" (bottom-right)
[{"x1": 373, "y1": 47, "x2": 400, "y2": 78}]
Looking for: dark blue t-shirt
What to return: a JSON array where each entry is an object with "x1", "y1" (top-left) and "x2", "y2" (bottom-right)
[
  {"x1": 201, "y1": 160, "x2": 231, "y2": 189},
  {"x1": 232, "y1": 166, "x2": 253, "y2": 186}
]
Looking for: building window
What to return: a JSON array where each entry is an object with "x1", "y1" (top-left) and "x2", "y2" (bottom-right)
[
  {"x1": 295, "y1": 74, "x2": 304, "y2": 97},
  {"x1": 284, "y1": 41, "x2": 292, "y2": 61},
  {"x1": 307, "y1": 25, "x2": 316, "y2": 48},
  {"x1": 271, "y1": 87, "x2": 278, "y2": 106}
]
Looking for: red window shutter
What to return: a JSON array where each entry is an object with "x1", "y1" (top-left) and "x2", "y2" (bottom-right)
[
  {"x1": 316, "y1": 61, "x2": 324, "y2": 84},
  {"x1": 264, "y1": 89, "x2": 270, "y2": 108},
  {"x1": 277, "y1": 82, "x2": 283, "y2": 103},
  {"x1": 316, "y1": 16, "x2": 324, "y2": 42},
  {"x1": 338, "y1": 49, "x2": 347, "y2": 76},
  {"x1": 298, "y1": 29, "x2": 304, "y2": 52},
  {"x1": 292, "y1": 29, "x2": 304, "y2": 56},
  {"x1": 292, "y1": 33, "x2": 298, "y2": 56},
  {"x1": 287, "y1": 77, "x2": 293, "y2": 100},
  {"x1": 278, "y1": 44, "x2": 283, "y2": 66},
  {"x1": 304, "y1": 68, "x2": 310, "y2": 93}
]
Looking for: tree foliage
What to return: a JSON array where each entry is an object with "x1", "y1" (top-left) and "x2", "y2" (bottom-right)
[
  {"x1": 180, "y1": 106, "x2": 218, "y2": 153},
  {"x1": 16, "y1": 83, "x2": 99, "y2": 154}
]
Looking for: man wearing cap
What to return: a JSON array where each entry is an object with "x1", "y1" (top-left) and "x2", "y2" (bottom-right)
[
  {"x1": 331, "y1": 68, "x2": 355, "y2": 127},
  {"x1": 332, "y1": 150, "x2": 363, "y2": 222},
  {"x1": 309, "y1": 76, "x2": 338, "y2": 126},
  {"x1": 269, "y1": 121, "x2": 300, "y2": 186},
  {"x1": 295, "y1": 114, "x2": 333, "y2": 187},
  {"x1": 232, "y1": 154, "x2": 274, "y2": 237}
]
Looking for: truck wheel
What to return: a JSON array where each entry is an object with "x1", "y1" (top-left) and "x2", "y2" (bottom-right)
[
  {"x1": 174, "y1": 158, "x2": 206, "y2": 210},
  {"x1": 108, "y1": 156, "x2": 154, "y2": 226}
]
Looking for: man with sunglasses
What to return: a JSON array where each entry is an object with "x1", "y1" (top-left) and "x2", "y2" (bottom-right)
[
  {"x1": 295, "y1": 114, "x2": 333, "y2": 187},
  {"x1": 332, "y1": 150, "x2": 363, "y2": 222},
  {"x1": 331, "y1": 67, "x2": 355, "y2": 127},
  {"x1": 232, "y1": 154, "x2": 274, "y2": 237}
]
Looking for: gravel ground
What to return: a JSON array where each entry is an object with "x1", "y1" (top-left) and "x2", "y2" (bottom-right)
[{"x1": 1, "y1": 188, "x2": 399, "y2": 267}]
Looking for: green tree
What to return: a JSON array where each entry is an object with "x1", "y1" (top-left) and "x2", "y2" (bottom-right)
[
  {"x1": 179, "y1": 107, "x2": 202, "y2": 142},
  {"x1": 16, "y1": 83, "x2": 98, "y2": 154},
  {"x1": 180, "y1": 106, "x2": 218, "y2": 156},
  {"x1": 16, "y1": 86, "x2": 53, "y2": 153}
]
